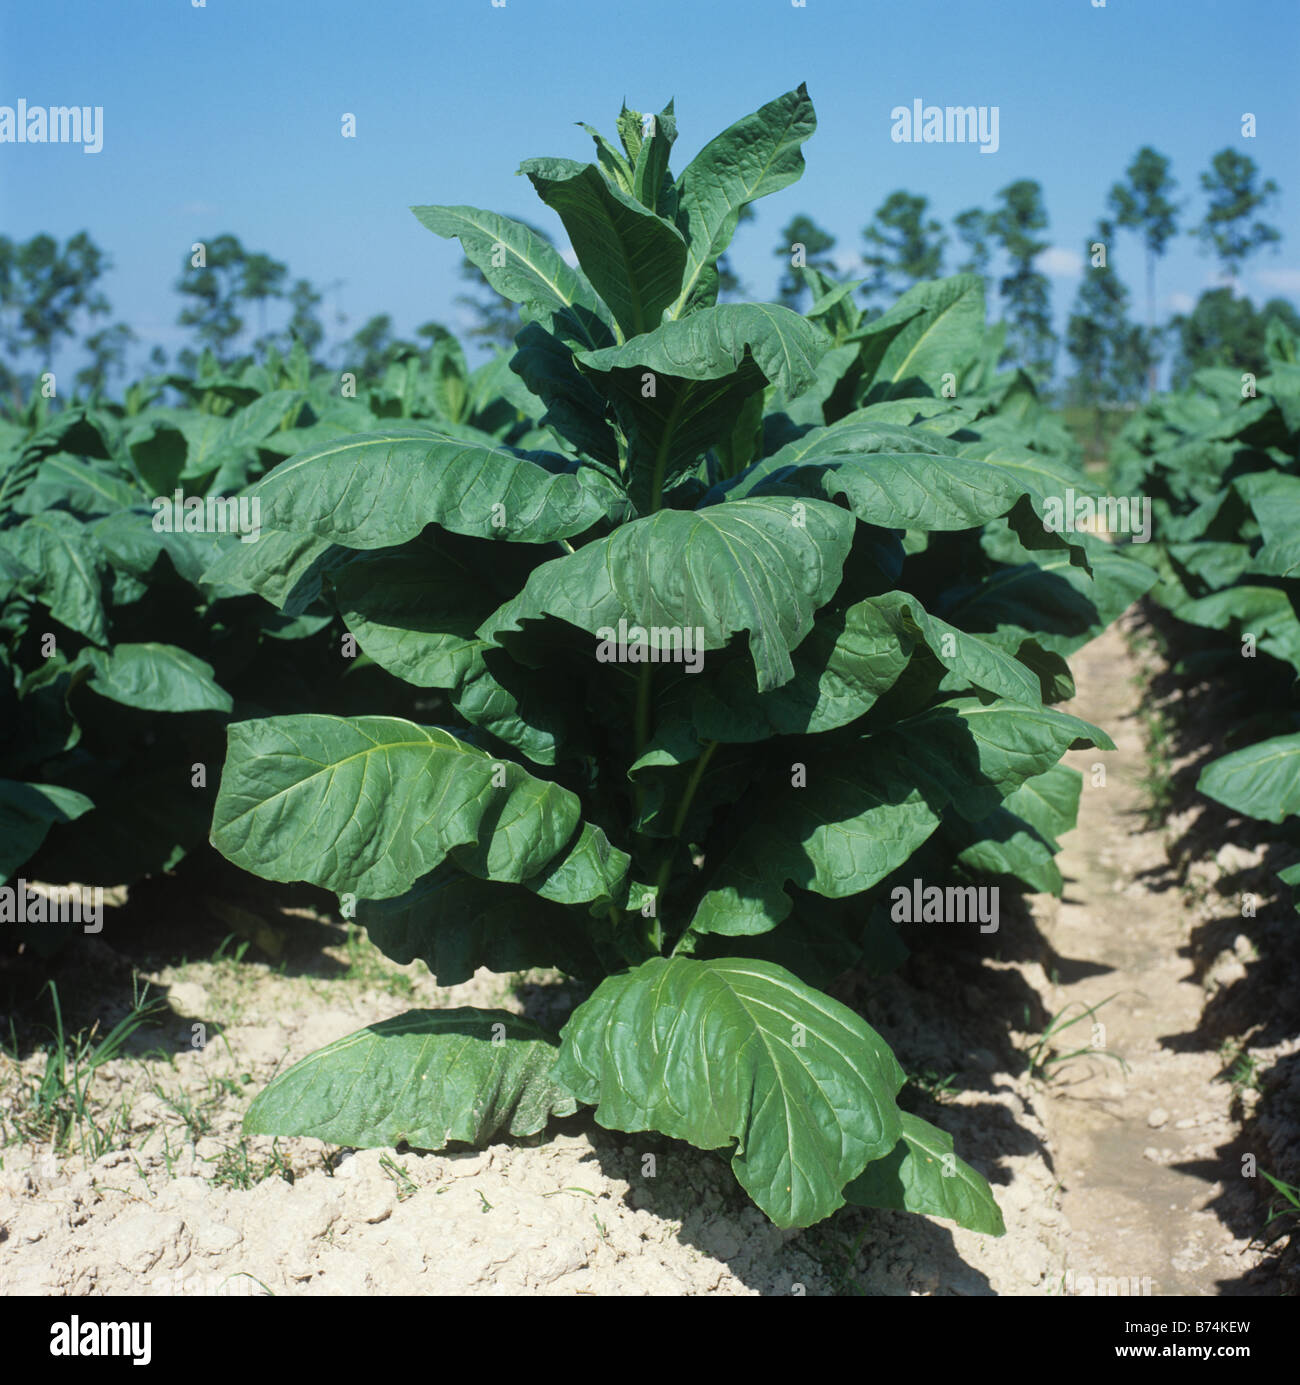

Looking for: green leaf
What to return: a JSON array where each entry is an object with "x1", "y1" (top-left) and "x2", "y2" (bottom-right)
[
  {"x1": 0, "y1": 512, "x2": 109, "y2": 644},
  {"x1": 0, "y1": 780, "x2": 95, "y2": 885},
  {"x1": 1198, "y1": 734, "x2": 1300, "y2": 824},
  {"x1": 479, "y1": 496, "x2": 855, "y2": 694},
  {"x1": 510, "y1": 323, "x2": 620, "y2": 466},
  {"x1": 1280, "y1": 862, "x2": 1300, "y2": 916},
  {"x1": 247, "y1": 430, "x2": 630, "y2": 548},
  {"x1": 844, "y1": 1111, "x2": 1005, "y2": 1235},
  {"x1": 1001, "y1": 763, "x2": 1082, "y2": 846},
  {"x1": 358, "y1": 865, "x2": 603, "y2": 985},
  {"x1": 576, "y1": 122, "x2": 635, "y2": 195},
  {"x1": 672, "y1": 85, "x2": 817, "y2": 315},
  {"x1": 0, "y1": 441, "x2": 44, "y2": 525},
  {"x1": 211, "y1": 715, "x2": 582, "y2": 898},
  {"x1": 14, "y1": 454, "x2": 139, "y2": 517},
  {"x1": 330, "y1": 545, "x2": 581, "y2": 766},
  {"x1": 629, "y1": 102, "x2": 678, "y2": 213},
  {"x1": 575, "y1": 304, "x2": 829, "y2": 508},
  {"x1": 891, "y1": 698, "x2": 1113, "y2": 823},
  {"x1": 78, "y1": 643, "x2": 233, "y2": 714},
  {"x1": 524, "y1": 821, "x2": 632, "y2": 910},
  {"x1": 410, "y1": 204, "x2": 612, "y2": 347},
  {"x1": 330, "y1": 546, "x2": 490, "y2": 690},
  {"x1": 948, "y1": 808, "x2": 1064, "y2": 895},
  {"x1": 244, "y1": 1008, "x2": 578, "y2": 1147},
  {"x1": 126, "y1": 422, "x2": 187, "y2": 493},
  {"x1": 654, "y1": 592, "x2": 916, "y2": 742},
  {"x1": 690, "y1": 700, "x2": 1110, "y2": 935},
  {"x1": 843, "y1": 302, "x2": 928, "y2": 393},
  {"x1": 949, "y1": 533, "x2": 1156, "y2": 658},
  {"x1": 689, "y1": 737, "x2": 944, "y2": 936},
  {"x1": 576, "y1": 302, "x2": 827, "y2": 399},
  {"x1": 733, "y1": 419, "x2": 1092, "y2": 569},
  {"x1": 865, "y1": 275, "x2": 986, "y2": 396},
  {"x1": 449, "y1": 649, "x2": 580, "y2": 767},
  {"x1": 878, "y1": 594, "x2": 1043, "y2": 705},
  {"x1": 202, "y1": 528, "x2": 352, "y2": 614},
  {"x1": 520, "y1": 158, "x2": 688, "y2": 338},
  {"x1": 1173, "y1": 587, "x2": 1300, "y2": 673},
  {"x1": 553, "y1": 955, "x2": 905, "y2": 1227}
]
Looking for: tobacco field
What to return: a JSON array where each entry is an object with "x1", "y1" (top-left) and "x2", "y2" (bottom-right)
[{"x1": 1, "y1": 68, "x2": 1297, "y2": 1302}]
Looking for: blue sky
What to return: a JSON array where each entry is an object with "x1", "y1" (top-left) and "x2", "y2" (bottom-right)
[{"x1": 2, "y1": 0, "x2": 1298, "y2": 378}]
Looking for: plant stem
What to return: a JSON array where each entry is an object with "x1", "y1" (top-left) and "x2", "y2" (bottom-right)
[
  {"x1": 646, "y1": 390, "x2": 688, "y2": 513},
  {"x1": 632, "y1": 661, "x2": 655, "y2": 836},
  {"x1": 669, "y1": 739, "x2": 718, "y2": 841},
  {"x1": 652, "y1": 739, "x2": 718, "y2": 952}
]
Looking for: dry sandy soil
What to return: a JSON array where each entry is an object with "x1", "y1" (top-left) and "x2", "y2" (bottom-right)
[{"x1": 0, "y1": 616, "x2": 1295, "y2": 1296}]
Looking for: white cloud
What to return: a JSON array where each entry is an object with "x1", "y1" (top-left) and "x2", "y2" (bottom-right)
[
  {"x1": 1033, "y1": 246, "x2": 1083, "y2": 279},
  {"x1": 1253, "y1": 267, "x2": 1300, "y2": 295},
  {"x1": 1167, "y1": 292, "x2": 1196, "y2": 314},
  {"x1": 560, "y1": 244, "x2": 579, "y2": 268}
]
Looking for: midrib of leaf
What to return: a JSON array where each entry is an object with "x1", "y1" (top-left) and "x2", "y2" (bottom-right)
[
  {"x1": 220, "y1": 732, "x2": 469, "y2": 829},
  {"x1": 441, "y1": 208, "x2": 608, "y2": 350},
  {"x1": 719, "y1": 964, "x2": 878, "y2": 1194},
  {"x1": 884, "y1": 286, "x2": 973, "y2": 383},
  {"x1": 48, "y1": 456, "x2": 131, "y2": 505},
  {"x1": 1217, "y1": 743, "x2": 1300, "y2": 771},
  {"x1": 749, "y1": 304, "x2": 803, "y2": 386},
  {"x1": 33, "y1": 517, "x2": 98, "y2": 602}
]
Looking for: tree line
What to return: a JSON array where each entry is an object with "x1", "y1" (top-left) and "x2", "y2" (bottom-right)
[
  {"x1": 1, "y1": 142, "x2": 1293, "y2": 409},
  {"x1": 758, "y1": 145, "x2": 1293, "y2": 403}
]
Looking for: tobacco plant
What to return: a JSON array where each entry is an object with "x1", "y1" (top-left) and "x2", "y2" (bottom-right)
[
  {"x1": 0, "y1": 330, "x2": 533, "y2": 931},
  {"x1": 1111, "y1": 320, "x2": 1300, "y2": 906},
  {"x1": 209, "y1": 87, "x2": 1145, "y2": 1230}
]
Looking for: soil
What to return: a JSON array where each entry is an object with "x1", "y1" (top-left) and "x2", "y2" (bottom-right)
[
  {"x1": 1036, "y1": 615, "x2": 1294, "y2": 1296},
  {"x1": 0, "y1": 613, "x2": 1295, "y2": 1296}
]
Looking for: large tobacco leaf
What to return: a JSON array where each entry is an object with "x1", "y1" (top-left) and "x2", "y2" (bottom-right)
[
  {"x1": 1198, "y1": 734, "x2": 1300, "y2": 824},
  {"x1": 671, "y1": 84, "x2": 817, "y2": 314},
  {"x1": 245, "y1": 1009, "x2": 578, "y2": 1148},
  {"x1": 247, "y1": 430, "x2": 630, "y2": 547},
  {"x1": 410, "y1": 204, "x2": 613, "y2": 347},
  {"x1": 521, "y1": 158, "x2": 688, "y2": 338},
  {"x1": 480, "y1": 496, "x2": 855, "y2": 693},
  {"x1": 553, "y1": 956, "x2": 905, "y2": 1228},
  {"x1": 210, "y1": 715, "x2": 585, "y2": 898}
]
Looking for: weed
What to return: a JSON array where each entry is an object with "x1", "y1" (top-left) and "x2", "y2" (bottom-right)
[
  {"x1": 908, "y1": 1067, "x2": 961, "y2": 1101},
  {"x1": 379, "y1": 1152, "x2": 419, "y2": 1201},
  {"x1": 1217, "y1": 1039, "x2": 1263, "y2": 1099},
  {"x1": 1022, "y1": 996, "x2": 1128, "y2": 1083},
  {"x1": 3, "y1": 979, "x2": 166, "y2": 1159},
  {"x1": 209, "y1": 1138, "x2": 294, "y2": 1190},
  {"x1": 1260, "y1": 1170, "x2": 1300, "y2": 1231}
]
